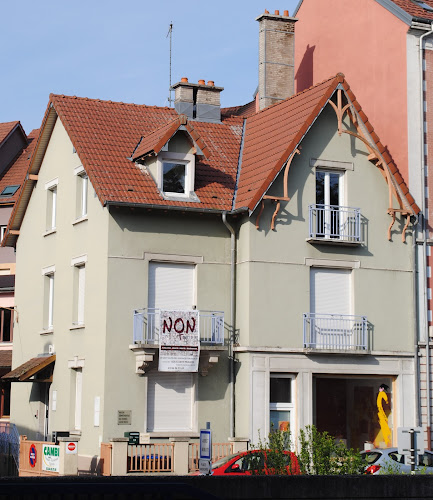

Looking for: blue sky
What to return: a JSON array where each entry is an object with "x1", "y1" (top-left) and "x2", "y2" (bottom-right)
[{"x1": 1, "y1": 1, "x2": 300, "y2": 134}]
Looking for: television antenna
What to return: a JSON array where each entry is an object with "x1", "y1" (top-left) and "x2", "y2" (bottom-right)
[{"x1": 167, "y1": 22, "x2": 173, "y2": 107}]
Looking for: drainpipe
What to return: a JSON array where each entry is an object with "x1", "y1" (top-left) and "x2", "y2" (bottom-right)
[
  {"x1": 222, "y1": 211, "x2": 236, "y2": 438},
  {"x1": 419, "y1": 23, "x2": 433, "y2": 444},
  {"x1": 413, "y1": 215, "x2": 420, "y2": 431}
]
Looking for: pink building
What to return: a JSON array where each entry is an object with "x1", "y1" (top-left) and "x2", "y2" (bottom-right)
[{"x1": 294, "y1": 0, "x2": 433, "y2": 448}]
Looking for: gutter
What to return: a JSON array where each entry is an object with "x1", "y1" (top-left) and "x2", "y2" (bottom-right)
[
  {"x1": 419, "y1": 22, "x2": 433, "y2": 441},
  {"x1": 222, "y1": 211, "x2": 237, "y2": 439},
  {"x1": 105, "y1": 200, "x2": 248, "y2": 216}
]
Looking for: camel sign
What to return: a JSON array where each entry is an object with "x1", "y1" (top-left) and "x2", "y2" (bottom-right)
[{"x1": 158, "y1": 310, "x2": 200, "y2": 372}]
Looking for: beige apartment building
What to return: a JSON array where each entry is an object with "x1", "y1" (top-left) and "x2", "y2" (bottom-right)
[{"x1": 2, "y1": 11, "x2": 421, "y2": 471}]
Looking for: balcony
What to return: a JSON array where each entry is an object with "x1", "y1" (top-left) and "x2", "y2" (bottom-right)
[
  {"x1": 133, "y1": 308, "x2": 225, "y2": 346},
  {"x1": 308, "y1": 204, "x2": 361, "y2": 244},
  {"x1": 303, "y1": 313, "x2": 368, "y2": 351}
]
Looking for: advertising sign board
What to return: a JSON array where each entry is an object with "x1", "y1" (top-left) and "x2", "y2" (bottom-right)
[
  {"x1": 159, "y1": 310, "x2": 200, "y2": 372},
  {"x1": 42, "y1": 444, "x2": 60, "y2": 472}
]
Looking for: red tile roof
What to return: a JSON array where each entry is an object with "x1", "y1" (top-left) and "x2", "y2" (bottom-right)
[
  {"x1": 389, "y1": 0, "x2": 433, "y2": 20},
  {"x1": 0, "y1": 122, "x2": 19, "y2": 146},
  {"x1": 0, "y1": 129, "x2": 39, "y2": 206},
  {"x1": 235, "y1": 74, "x2": 419, "y2": 215},
  {"x1": 49, "y1": 95, "x2": 243, "y2": 211}
]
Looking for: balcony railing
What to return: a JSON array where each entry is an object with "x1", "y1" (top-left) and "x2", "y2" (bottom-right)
[
  {"x1": 303, "y1": 313, "x2": 368, "y2": 351},
  {"x1": 133, "y1": 308, "x2": 224, "y2": 345},
  {"x1": 308, "y1": 204, "x2": 361, "y2": 243}
]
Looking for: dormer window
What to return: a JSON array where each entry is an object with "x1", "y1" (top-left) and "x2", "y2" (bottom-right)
[{"x1": 157, "y1": 152, "x2": 196, "y2": 200}]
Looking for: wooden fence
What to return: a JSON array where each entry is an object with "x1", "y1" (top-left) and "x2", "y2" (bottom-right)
[
  {"x1": 127, "y1": 443, "x2": 174, "y2": 473},
  {"x1": 188, "y1": 442, "x2": 233, "y2": 472},
  {"x1": 19, "y1": 438, "x2": 58, "y2": 477}
]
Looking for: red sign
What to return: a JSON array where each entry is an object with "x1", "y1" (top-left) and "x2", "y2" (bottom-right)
[
  {"x1": 67, "y1": 442, "x2": 76, "y2": 452},
  {"x1": 29, "y1": 444, "x2": 37, "y2": 467}
]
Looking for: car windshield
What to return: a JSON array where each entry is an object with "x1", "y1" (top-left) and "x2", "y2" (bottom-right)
[{"x1": 211, "y1": 453, "x2": 240, "y2": 469}]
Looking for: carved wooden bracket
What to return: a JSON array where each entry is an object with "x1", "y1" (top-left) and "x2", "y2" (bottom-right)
[
  {"x1": 255, "y1": 148, "x2": 300, "y2": 230},
  {"x1": 329, "y1": 88, "x2": 412, "y2": 241}
]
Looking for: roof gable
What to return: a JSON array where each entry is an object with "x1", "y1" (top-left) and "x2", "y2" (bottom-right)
[{"x1": 236, "y1": 73, "x2": 419, "y2": 219}]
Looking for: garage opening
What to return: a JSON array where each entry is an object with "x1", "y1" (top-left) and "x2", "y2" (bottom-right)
[{"x1": 313, "y1": 375, "x2": 394, "y2": 451}]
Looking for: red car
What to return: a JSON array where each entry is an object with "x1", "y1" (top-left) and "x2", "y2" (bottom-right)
[{"x1": 199, "y1": 449, "x2": 300, "y2": 475}]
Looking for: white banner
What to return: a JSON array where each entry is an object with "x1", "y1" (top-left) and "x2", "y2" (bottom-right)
[
  {"x1": 42, "y1": 444, "x2": 60, "y2": 472},
  {"x1": 158, "y1": 310, "x2": 200, "y2": 372}
]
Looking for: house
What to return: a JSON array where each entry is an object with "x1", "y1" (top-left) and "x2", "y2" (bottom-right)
[
  {"x1": 294, "y1": 0, "x2": 433, "y2": 450},
  {"x1": 2, "y1": 10, "x2": 421, "y2": 471},
  {"x1": 0, "y1": 122, "x2": 37, "y2": 422}
]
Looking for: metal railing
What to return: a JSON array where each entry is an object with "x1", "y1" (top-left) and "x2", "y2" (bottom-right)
[
  {"x1": 133, "y1": 308, "x2": 224, "y2": 345},
  {"x1": 128, "y1": 443, "x2": 174, "y2": 473},
  {"x1": 303, "y1": 313, "x2": 368, "y2": 350},
  {"x1": 189, "y1": 442, "x2": 234, "y2": 472},
  {"x1": 309, "y1": 204, "x2": 361, "y2": 242}
]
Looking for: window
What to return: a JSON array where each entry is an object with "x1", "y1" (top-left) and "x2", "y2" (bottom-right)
[
  {"x1": 74, "y1": 166, "x2": 88, "y2": 220},
  {"x1": 157, "y1": 152, "x2": 195, "y2": 199},
  {"x1": 315, "y1": 170, "x2": 343, "y2": 238},
  {"x1": 147, "y1": 372, "x2": 195, "y2": 432},
  {"x1": 0, "y1": 380, "x2": 10, "y2": 418},
  {"x1": 71, "y1": 256, "x2": 87, "y2": 327},
  {"x1": 42, "y1": 266, "x2": 55, "y2": 330},
  {"x1": 270, "y1": 374, "x2": 294, "y2": 434},
  {"x1": 45, "y1": 179, "x2": 58, "y2": 232},
  {"x1": 310, "y1": 268, "x2": 352, "y2": 316},
  {"x1": 0, "y1": 308, "x2": 13, "y2": 342},
  {"x1": 0, "y1": 185, "x2": 19, "y2": 197},
  {"x1": 0, "y1": 226, "x2": 6, "y2": 242}
]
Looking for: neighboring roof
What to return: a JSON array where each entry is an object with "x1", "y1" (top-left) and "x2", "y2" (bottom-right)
[
  {"x1": 2, "y1": 355, "x2": 55, "y2": 382},
  {"x1": 294, "y1": 0, "x2": 433, "y2": 24},
  {"x1": 390, "y1": 0, "x2": 433, "y2": 21},
  {"x1": 0, "y1": 350, "x2": 12, "y2": 369},
  {"x1": 221, "y1": 101, "x2": 256, "y2": 119},
  {"x1": 235, "y1": 73, "x2": 420, "y2": 214},
  {"x1": 0, "y1": 122, "x2": 20, "y2": 146},
  {"x1": 0, "y1": 129, "x2": 39, "y2": 206}
]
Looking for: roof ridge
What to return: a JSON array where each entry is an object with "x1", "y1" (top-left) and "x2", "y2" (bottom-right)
[{"x1": 49, "y1": 93, "x2": 174, "y2": 110}]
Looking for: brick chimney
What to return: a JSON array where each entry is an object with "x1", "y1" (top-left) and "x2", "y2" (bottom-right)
[
  {"x1": 256, "y1": 10, "x2": 297, "y2": 110},
  {"x1": 171, "y1": 78, "x2": 224, "y2": 123}
]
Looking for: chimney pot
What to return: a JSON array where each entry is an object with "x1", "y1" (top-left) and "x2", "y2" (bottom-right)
[
  {"x1": 181, "y1": 77, "x2": 188, "y2": 83},
  {"x1": 264, "y1": 9, "x2": 269, "y2": 13},
  {"x1": 207, "y1": 80, "x2": 215, "y2": 86},
  {"x1": 274, "y1": 10, "x2": 279, "y2": 15},
  {"x1": 284, "y1": 10, "x2": 289, "y2": 16},
  {"x1": 198, "y1": 79, "x2": 205, "y2": 85}
]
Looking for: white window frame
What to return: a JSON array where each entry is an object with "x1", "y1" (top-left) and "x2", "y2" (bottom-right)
[
  {"x1": 45, "y1": 178, "x2": 59, "y2": 232},
  {"x1": 269, "y1": 374, "x2": 295, "y2": 436},
  {"x1": 157, "y1": 152, "x2": 195, "y2": 199},
  {"x1": 0, "y1": 226, "x2": 7, "y2": 242},
  {"x1": 74, "y1": 166, "x2": 88, "y2": 220},
  {"x1": 42, "y1": 265, "x2": 55, "y2": 331},
  {"x1": 74, "y1": 368, "x2": 83, "y2": 431}
]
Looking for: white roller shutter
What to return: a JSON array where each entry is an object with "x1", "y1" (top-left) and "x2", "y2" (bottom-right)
[
  {"x1": 147, "y1": 372, "x2": 194, "y2": 431},
  {"x1": 148, "y1": 262, "x2": 194, "y2": 309},
  {"x1": 310, "y1": 268, "x2": 352, "y2": 315}
]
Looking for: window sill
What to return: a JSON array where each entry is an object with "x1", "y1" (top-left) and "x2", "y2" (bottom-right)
[
  {"x1": 43, "y1": 228, "x2": 57, "y2": 237},
  {"x1": 160, "y1": 191, "x2": 200, "y2": 203},
  {"x1": 72, "y1": 216, "x2": 88, "y2": 226},
  {"x1": 39, "y1": 328, "x2": 54, "y2": 336},
  {"x1": 70, "y1": 324, "x2": 85, "y2": 331}
]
